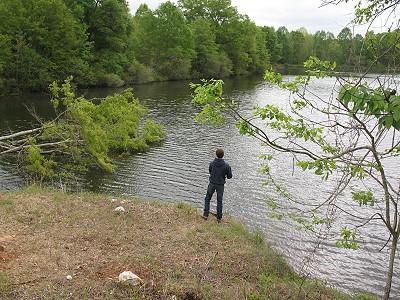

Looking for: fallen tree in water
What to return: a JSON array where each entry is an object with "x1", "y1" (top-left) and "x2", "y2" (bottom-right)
[{"x1": 0, "y1": 77, "x2": 165, "y2": 183}]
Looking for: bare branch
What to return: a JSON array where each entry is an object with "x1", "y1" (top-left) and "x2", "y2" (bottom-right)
[
  {"x1": 0, "y1": 128, "x2": 43, "y2": 142},
  {"x1": 0, "y1": 140, "x2": 73, "y2": 155}
]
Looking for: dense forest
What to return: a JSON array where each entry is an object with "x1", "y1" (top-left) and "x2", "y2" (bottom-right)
[{"x1": 0, "y1": 0, "x2": 398, "y2": 94}]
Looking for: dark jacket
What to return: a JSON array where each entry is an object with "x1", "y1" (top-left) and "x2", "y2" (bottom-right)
[{"x1": 209, "y1": 158, "x2": 232, "y2": 185}]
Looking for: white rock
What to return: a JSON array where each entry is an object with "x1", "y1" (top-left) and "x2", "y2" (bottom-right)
[
  {"x1": 114, "y1": 206, "x2": 126, "y2": 212},
  {"x1": 66, "y1": 275, "x2": 73, "y2": 280},
  {"x1": 118, "y1": 271, "x2": 143, "y2": 286}
]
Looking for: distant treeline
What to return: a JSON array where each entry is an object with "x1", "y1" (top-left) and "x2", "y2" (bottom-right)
[{"x1": 0, "y1": 0, "x2": 397, "y2": 94}]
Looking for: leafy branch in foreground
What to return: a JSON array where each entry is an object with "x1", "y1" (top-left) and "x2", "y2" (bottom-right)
[
  {"x1": 191, "y1": 53, "x2": 400, "y2": 299},
  {"x1": 0, "y1": 77, "x2": 165, "y2": 184}
]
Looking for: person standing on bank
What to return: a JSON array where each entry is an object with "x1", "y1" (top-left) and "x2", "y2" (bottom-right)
[{"x1": 202, "y1": 148, "x2": 232, "y2": 222}]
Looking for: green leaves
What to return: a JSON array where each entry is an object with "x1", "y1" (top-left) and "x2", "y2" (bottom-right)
[
  {"x1": 336, "y1": 227, "x2": 360, "y2": 250},
  {"x1": 303, "y1": 56, "x2": 337, "y2": 77},
  {"x1": 60, "y1": 84, "x2": 164, "y2": 169},
  {"x1": 303, "y1": 56, "x2": 336, "y2": 70},
  {"x1": 352, "y1": 190, "x2": 376, "y2": 206},
  {"x1": 133, "y1": 1, "x2": 195, "y2": 81},
  {"x1": 253, "y1": 104, "x2": 290, "y2": 123},
  {"x1": 0, "y1": 0, "x2": 91, "y2": 92},
  {"x1": 297, "y1": 159, "x2": 336, "y2": 180},
  {"x1": 142, "y1": 120, "x2": 166, "y2": 144},
  {"x1": 190, "y1": 79, "x2": 224, "y2": 105},
  {"x1": 263, "y1": 69, "x2": 283, "y2": 85},
  {"x1": 191, "y1": 79, "x2": 228, "y2": 125},
  {"x1": 339, "y1": 83, "x2": 400, "y2": 130},
  {"x1": 26, "y1": 77, "x2": 166, "y2": 179},
  {"x1": 25, "y1": 141, "x2": 57, "y2": 181},
  {"x1": 348, "y1": 165, "x2": 367, "y2": 179},
  {"x1": 236, "y1": 120, "x2": 254, "y2": 136}
]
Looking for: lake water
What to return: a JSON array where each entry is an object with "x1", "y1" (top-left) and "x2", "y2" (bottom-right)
[{"x1": 1, "y1": 75, "x2": 399, "y2": 298}]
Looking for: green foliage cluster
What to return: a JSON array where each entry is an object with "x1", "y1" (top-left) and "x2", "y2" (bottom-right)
[
  {"x1": 339, "y1": 83, "x2": 400, "y2": 130},
  {"x1": 0, "y1": 0, "x2": 91, "y2": 93},
  {"x1": 1, "y1": 0, "x2": 396, "y2": 95},
  {"x1": 25, "y1": 143, "x2": 57, "y2": 180},
  {"x1": 0, "y1": 0, "x2": 269, "y2": 94},
  {"x1": 335, "y1": 227, "x2": 360, "y2": 250},
  {"x1": 23, "y1": 77, "x2": 165, "y2": 182}
]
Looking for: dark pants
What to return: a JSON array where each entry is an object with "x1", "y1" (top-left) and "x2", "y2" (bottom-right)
[{"x1": 203, "y1": 182, "x2": 224, "y2": 220}]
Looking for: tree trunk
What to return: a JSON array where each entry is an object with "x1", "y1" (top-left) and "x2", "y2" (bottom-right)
[{"x1": 384, "y1": 232, "x2": 399, "y2": 300}]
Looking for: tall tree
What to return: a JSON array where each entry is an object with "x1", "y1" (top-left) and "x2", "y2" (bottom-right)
[
  {"x1": 276, "y1": 26, "x2": 290, "y2": 64},
  {"x1": 132, "y1": 4, "x2": 157, "y2": 67},
  {"x1": 64, "y1": 0, "x2": 135, "y2": 86},
  {"x1": 178, "y1": 0, "x2": 237, "y2": 26},
  {"x1": 133, "y1": 1, "x2": 195, "y2": 80},
  {"x1": 217, "y1": 15, "x2": 261, "y2": 75},
  {"x1": 0, "y1": 34, "x2": 13, "y2": 94},
  {"x1": 313, "y1": 30, "x2": 338, "y2": 62},
  {"x1": 0, "y1": 0, "x2": 90, "y2": 92},
  {"x1": 153, "y1": 1, "x2": 195, "y2": 80},
  {"x1": 287, "y1": 30, "x2": 307, "y2": 64},
  {"x1": 337, "y1": 27, "x2": 354, "y2": 65},
  {"x1": 179, "y1": 0, "x2": 237, "y2": 75},
  {"x1": 180, "y1": 0, "x2": 268, "y2": 75},
  {"x1": 313, "y1": 30, "x2": 329, "y2": 60},
  {"x1": 262, "y1": 26, "x2": 282, "y2": 64},
  {"x1": 252, "y1": 25, "x2": 270, "y2": 73},
  {"x1": 189, "y1": 18, "x2": 232, "y2": 78}
]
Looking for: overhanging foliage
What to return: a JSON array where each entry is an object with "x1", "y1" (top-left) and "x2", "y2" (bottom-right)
[{"x1": 0, "y1": 77, "x2": 166, "y2": 183}]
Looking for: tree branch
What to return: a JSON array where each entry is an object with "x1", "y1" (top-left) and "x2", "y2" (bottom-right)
[
  {"x1": 0, "y1": 127, "x2": 43, "y2": 142},
  {"x1": 0, "y1": 140, "x2": 73, "y2": 155}
]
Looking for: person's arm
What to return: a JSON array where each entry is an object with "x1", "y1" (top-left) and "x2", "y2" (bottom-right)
[{"x1": 226, "y1": 165, "x2": 232, "y2": 179}]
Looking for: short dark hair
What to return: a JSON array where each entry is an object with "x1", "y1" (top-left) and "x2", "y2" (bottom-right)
[{"x1": 216, "y1": 148, "x2": 224, "y2": 158}]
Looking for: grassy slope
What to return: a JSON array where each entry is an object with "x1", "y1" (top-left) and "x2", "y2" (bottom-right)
[{"x1": 0, "y1": 187, "x2": 371, "y2": 300}]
